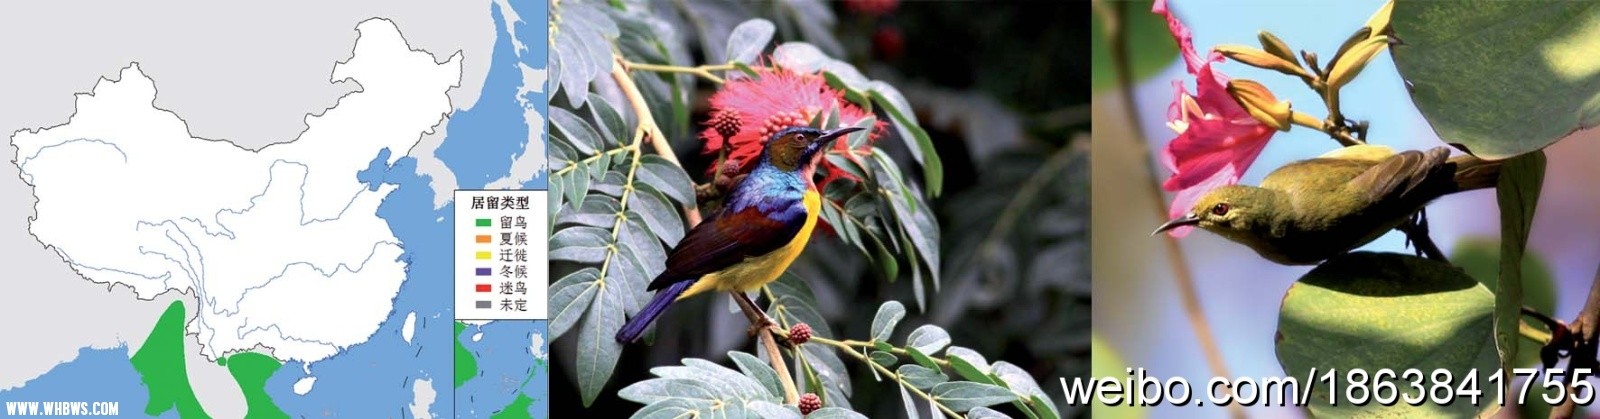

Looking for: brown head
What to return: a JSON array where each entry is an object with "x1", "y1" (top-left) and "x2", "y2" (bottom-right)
[{"x1": 760, "y1": 126, "x2": 863, "y2": 175}]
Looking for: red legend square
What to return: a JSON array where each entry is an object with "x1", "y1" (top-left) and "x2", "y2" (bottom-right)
[{"x1": 475, "y1": 283, "x2": 492, "y2": 293}]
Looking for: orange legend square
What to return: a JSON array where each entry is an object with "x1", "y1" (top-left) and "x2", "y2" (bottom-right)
[{"x1": 474, "y1": 235, "x2": 492, "y2": 244}]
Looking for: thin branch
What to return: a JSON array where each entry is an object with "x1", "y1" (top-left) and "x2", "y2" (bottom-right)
[
  {"x1": 621, "y1": 60, "x2": 734, "y2": 84},
  {"x1": 1289, "y1": 111, "x2": 1363, "y2": 147},
  {"x1": 824, "y1": 339, "x2": 963, "y2": 419},
  {"x1": 732, "y1": 290, "x2": 800, "y2": 404},
  {"x1": 810, "y1": 336, "x2": 952, "y2": 369},
  {"x1": 1095, "y1": 1, "x2": 1245, "y2": 418},
  {"x1": 612, "y1": 55, "x2": 703, "y2": 226}
]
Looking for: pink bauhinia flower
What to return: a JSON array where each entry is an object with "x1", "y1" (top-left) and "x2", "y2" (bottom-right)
[
  {"x1": 699, "y1": 65, "x2": 886, "y2": 191},
  {"x1": 1154, "y1": 0, "x2": 1278, "y2": 237}
]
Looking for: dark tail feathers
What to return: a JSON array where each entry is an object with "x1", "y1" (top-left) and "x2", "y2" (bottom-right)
[{"x1": 616, "y1": 280, "x2": 693, "y2": 343}]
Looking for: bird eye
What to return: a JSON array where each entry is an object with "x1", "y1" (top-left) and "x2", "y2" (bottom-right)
[{"x1": 1210, "y1": 203, "x2": 1230, "y2": 216}]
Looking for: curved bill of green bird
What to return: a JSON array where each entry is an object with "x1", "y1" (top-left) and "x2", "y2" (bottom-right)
[{"x1": 1152, "y1": 213, "x2": 1201, "y2": 236}]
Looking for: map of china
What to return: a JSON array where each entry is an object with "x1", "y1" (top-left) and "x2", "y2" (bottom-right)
[{"x1": 11, "y1": 18, "x2": 460, "y2": 364}]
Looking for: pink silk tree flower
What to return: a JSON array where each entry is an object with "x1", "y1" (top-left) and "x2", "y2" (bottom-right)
[
  {"x1": 699, "y1": 66, "x2": 886, "y2": 191},
  {"x1": 1153, "y1": 0, "x2": 1277, "y2": 237}
]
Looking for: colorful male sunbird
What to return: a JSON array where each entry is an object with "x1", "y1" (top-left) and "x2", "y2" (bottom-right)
[{"x1": 615, "y1": 125, "x2": 864, "y2": 343}]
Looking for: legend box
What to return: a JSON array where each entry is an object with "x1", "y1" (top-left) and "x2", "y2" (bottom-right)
[{"x1": 453, "y1": 189, "x2": 548, "y2": 321}]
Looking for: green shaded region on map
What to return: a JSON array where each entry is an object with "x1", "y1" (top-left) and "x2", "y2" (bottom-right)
[
  {"x1": 130, "y1": 300, "x2": 210, "y2": 418},
  {"x1": 491, "y1": 393, "x2": 536, "y2": 419},
  {"x1": 455, "y1": 321, "x2": 478, "y2": 388},
  {"x1": 221, "y1": 352, "x2": 289, "y2": 419}
]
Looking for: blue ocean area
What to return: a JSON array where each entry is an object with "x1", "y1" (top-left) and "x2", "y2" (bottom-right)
[
  {"x1": 0, "y1": 346, "x2": 148, "y2": 414},
  {"x1": 434, "y1": 0, "x2": 548, "y2": 190},
  {"x1": 456, "y1": 321, "x2": 549, "y2": 418},
  {"x1": 267, "y1": 0, "x2": 549, "y2": 416}
]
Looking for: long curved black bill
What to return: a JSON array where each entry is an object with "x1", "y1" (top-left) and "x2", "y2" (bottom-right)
[
  {"x1": 817, "y1": 126, "x2": 865, "y2": 144},
  {"x1": 1151, "y1": 213, "x2": 1201, "y2": 236}
]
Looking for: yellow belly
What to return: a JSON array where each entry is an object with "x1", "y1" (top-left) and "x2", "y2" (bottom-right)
[{"x1": 677, "y1": 191, "x2": 820, "y2": 300}]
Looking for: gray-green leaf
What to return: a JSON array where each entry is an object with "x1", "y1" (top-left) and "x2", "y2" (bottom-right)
[
  {"x1": 871, "y1": 301, "x2": 907, "y2": 343},
  {"x1": 897, "y1": 364, "x2": 949, "y2": 390},
  {"x1": 725, "y1": 19, "x2": 776, "y2": 65},
  {"x1": 931, "y1": 382, "x2": 1017, "y2": 412},
  {"x1": 907, "y1": 325, "x2": 952, "y2": 354}
]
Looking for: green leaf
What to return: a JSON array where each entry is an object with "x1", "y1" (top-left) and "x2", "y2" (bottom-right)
[
  {"x1": 550, "y1": 226, "x2": 610, "y2": 264},
  {"x1": 636, "y1": 155, "x2": 695, "y2": 206},
  {"x1": 897, "y1": 383, "x2": 920, "y2": 419},
  {"x1": 807, "y1": 407, "x2": 869, "y2": 419},
  {"x1": 1090, "y1": 335, "x2": 1142, "y2": 419},
  {"x1": 968, "y1": 407, "x2": 1014, "y2": 419},
  {"x1": 550, "y1": 107, "x2": 601, "y2": 155},
  {"x1": 1451, "y1": 237, "x2": 1557, "y2": 369},
  {"x1": 733, "y1": 61, "x2": 761, "y2": 79},
  {"x1": 629, "y1": 184, "x2": 684, "y2": 246},
  {"x1": 551, "y1": 0, "x2": 620, "y2": 107},
  {"x1": 584, "y1": 94, "x2": 626, "y2": 148},
  {"x1": 905, "y1": 346, "x2": 938, "y2": 370},
  {"x1": 746, "y1": 401, "x2": 801, "y2": 419},
  {"x1": 898, "y1": 364, "x2": 948, "y2": 390},
  {"x1": 617, "y1": 378, "x2": 717, "y2": 406},
  {"x1": 1390, "y1": 1, "x2": 1600, "y2": 159},
  {"x1": 1028, "y1": 395, "x2": 1058, "y2": 419},
  {"x1": 874, "y1": 341, "x2": 894, "y2": 353},
  {"x1": 772, "y1": 42, "x2": 827, "y2": 73},
  {"x1": 931, "y1": 382, "x2": 1016, "y2": 413},
  {"x1": 555, "y1": 195, "x2": 620, "y2": 228},
  {"x1": 626, "y1": 398, "x2": 712, "y2": 419},
  {"x1": 868, "y1": 83, "x2": 944, "y2": 196},
  {"x1": 1493, "y1": 150, "x2": 1545, "y2": 388},
  {"x1": 870, "y1": 301, "x2": 907, "y2": 343},
  {"x1": 991, "y1": 361, "x2": 1056, "y2": 419},
  {"x1": 549, "y1": 268, "x2": 601, "y2": 338},
  {"x1": 823, "y1": 71, "x2": 871, "y2": 108},
  {"x1": 944, "y1": 346, "x2": 994, "y2": 384},
  {"x1": 729, "y1": 351, "x2": 785, "y2": 401},
  {"x1": 1089, "y1": 0, "x2": 1180, "y2": 93},
  {"x1": 907, "y1": 325, "x2": 951, "y2": 355},
  {"x1": 725, "y1": 19, "x2": 775, "y2": 65},
  {"x1": 578, "y1": 270, "x2": 626, "y2": 406},
  {"x1": 1276, "y1": 252, "x2": 1499, "y2": 417},
  {"x1": 870, "y1": 351, "x2": 898, "y2": 368}
]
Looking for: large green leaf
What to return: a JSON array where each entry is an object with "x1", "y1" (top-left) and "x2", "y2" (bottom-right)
[
  {"x1": 1277, "y1": 252, "x2": 1499, "y2": 417},
  {"x1": 1452, "y1": 237, "x2": 1557, "y2": 368},
  {"x1": 1089, "y1": 0, "x2": 1180, "y2": 93},
  {"x1": 1390, "y1": 1, "x2": 1600, "y2": 159},
  {"x1": 1492, "y1": 151, "x2": 1545, "y2": 395}
]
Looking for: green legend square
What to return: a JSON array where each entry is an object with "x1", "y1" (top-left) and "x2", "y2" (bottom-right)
[{"x1": 475, "y1": 218, "x2": 492, "y2": 227}]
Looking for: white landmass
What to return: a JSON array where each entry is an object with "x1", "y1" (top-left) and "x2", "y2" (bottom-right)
[
  {"x1": 409, "y1": 378, "x2": 436, "y2": 419},
  {"x1": 402, "y1": 311, "x2": 416, "y2": 344},
  {"x1": 529, "y1": 332, "x2": 546, "y2": 360},
  {"x1": 10, "y1": 18, "x2": 461, "y2": 363},
  {"x1": 471, "y1": 332, "x2": 483, "y2": 342},
  {"x1": 292, "y1": 376, "x2": 317, "y2": 395}
]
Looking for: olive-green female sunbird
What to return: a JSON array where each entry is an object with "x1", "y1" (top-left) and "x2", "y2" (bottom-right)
[
  {"x1": 1154, "y1": 145, "x2": 1500, "y2": 265},
  {"x1": 616, "y1": 126, "x2": 863, "y2": 343}
]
